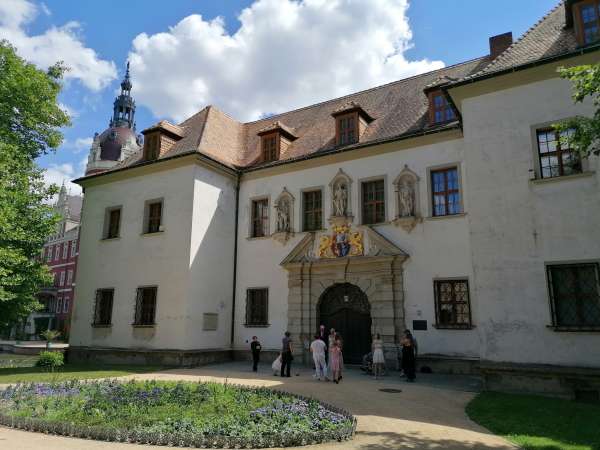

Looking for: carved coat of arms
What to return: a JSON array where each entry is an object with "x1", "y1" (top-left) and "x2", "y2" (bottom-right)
[{"x1": 318, "y1": 224, "x2": 363, "y2": 258}]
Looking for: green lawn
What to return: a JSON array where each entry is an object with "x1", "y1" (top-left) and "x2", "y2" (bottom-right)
[
  {"x1": 0, "y1": 363, "x2": 164, "y2": 384},
  {"x1": 0, "y1": 353, "x2": 39, "y2": 368},
  {"x1": 467, "y1": 391, "x2": 600, "y2": 450}
]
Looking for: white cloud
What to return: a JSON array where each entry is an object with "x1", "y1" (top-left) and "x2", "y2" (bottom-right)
[
  {"x1": 0, "y1": 0, "x2": 117, "y2": 91},
  {"x1": 58, "y1": 102, "x2": 78, "y2": 119},
  {"x1": 42, "y1": 158, "x2": 86, "y2": 197},
  {"x1": 128, "y1": 0, "x2": 444, "y2": 122},
  {"x1": 72, "y1": 137, "x2": 93, "y2": 153}
]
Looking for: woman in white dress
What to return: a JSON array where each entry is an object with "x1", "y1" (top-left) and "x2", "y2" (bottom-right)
[{"x1": 371, "y1": 333, "x2": 385, "y2": 380}]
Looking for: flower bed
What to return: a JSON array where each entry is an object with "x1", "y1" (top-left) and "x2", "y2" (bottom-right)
[{"x1": 0, "y1": 379, "x2": 355, "y2": 448}]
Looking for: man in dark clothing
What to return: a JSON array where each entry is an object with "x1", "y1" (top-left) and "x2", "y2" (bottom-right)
[
  {"x1": 250, "y1": 336, "x2": 261, "y2": 372},
  {"x1": 280, "y1": 331, "x2": 293, "y2": 377}
]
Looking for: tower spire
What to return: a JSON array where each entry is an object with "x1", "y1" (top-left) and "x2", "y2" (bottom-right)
[{"x1": 110, "y1": 61, "x2": 136, "y2": 130}]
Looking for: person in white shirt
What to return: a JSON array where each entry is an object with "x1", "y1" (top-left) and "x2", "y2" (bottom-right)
[{"x1": 310, "y1": 334, "x2": 328, "y2": 381}]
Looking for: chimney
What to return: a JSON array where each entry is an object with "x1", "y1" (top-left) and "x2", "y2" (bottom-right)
[{"x1": 489, "y1": 32, "x2": 513, "y2": 60}]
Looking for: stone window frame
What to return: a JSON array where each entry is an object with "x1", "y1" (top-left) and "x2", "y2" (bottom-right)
[
  {"x1": 59, "y1": 271, "x2": 65, "y2": 286},
  {"x1": 245, "y1": 287, "x2": 270, "y2": 327},
  {"x1": 432, "y1": 277, "x2": 473, "y2": 330},
  {"x1": 425, "y1": 162, "x2": 465, "y2": 219},
  {"x1": 70, "y1": 240, "x2": 77, "y2": 257},
  {"x1": 248, "y1": 195, "x2": 270, "y2": 239},
  {"x1": 545, "y1": 259, "x2": 600, "y2": 332},
  {"x1": 301, "y1": 185, "x2": 325, "y2": 232},
  {"x1": 529, "y1": 119, "x2": 592, "y2": 181},
  {"x1": 102, "y1": 205, "x2": 123, "y2": 240},
  {"x1": 358, "y1": 174, "x2": 388, "y2": 225},
  {"x1": 66, "y1": 269, "x2": 73, "y2": 286},
  {"x1": 62, "y1": 242, "x2": 68, "y2": 259},
  {"x1": 142, "y1": 198, "x2": 164, "y2": 235}
]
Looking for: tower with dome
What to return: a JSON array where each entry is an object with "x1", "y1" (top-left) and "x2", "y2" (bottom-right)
[{"x1": 85, "y1": 62, "x2": 143, "y2": 175}]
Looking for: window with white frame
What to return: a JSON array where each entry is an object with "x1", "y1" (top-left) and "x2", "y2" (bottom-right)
[
  {"x1": 54, "y1": 245, "x2": 59, "y2": 261},
  {"x1": 63, "y1": 297, "x2": 70, "y2": 313},
  {"x1": 59, "y1": 271, "x2": 65, "y2": 286},
  {"x1": 67, "y1": 270, "x2": 73, "y2": 286},
  {"x1": 47, "y1": 246, "x2": 53, "y2": 262},
  {"x1": 62, "y1": 242, "x2": 68, "y2": 259},
  {"x1": 70, "y1": 240, "x2": 77, "y2": 257},
  {"x1": 57, "y1": 297, "x2": 62, "y2": 314}
]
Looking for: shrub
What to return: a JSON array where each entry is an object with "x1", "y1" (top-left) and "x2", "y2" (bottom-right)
[{"x1": 35, "y1": 351, "x2": 64, "y2": 371}]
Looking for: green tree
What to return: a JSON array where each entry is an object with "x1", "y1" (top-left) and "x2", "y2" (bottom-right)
[
  {"x1": 0, "y1": 40, "x2": 70, "y2": 329},
  {"x1": 555, "y1": 63, "x2": 600, "y2": 157}
]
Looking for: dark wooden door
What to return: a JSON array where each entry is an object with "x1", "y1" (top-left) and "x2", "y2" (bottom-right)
[{"x1": 318, "y1": 283, "x2": 372, "y2": 364}]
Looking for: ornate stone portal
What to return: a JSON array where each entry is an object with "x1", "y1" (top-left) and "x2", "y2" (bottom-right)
[{"x1": 281, "y1": 225, "x2": 408, "y2": 366}]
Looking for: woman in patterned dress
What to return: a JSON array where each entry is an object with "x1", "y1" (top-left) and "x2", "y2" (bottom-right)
[
  {"x1": 371, "y1": 333, "x2": 385, "y2": 380},
  {"x1": 329, "y1": 340, "x2": 342, "y2": 383}
]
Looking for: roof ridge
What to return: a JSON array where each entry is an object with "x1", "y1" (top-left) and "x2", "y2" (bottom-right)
[
  {"x1": 476, "y1": 1, "x2": 564, "y2": 75},
  {"x1": 242, "y1": 55, "x2": 489, "y2": 125}
]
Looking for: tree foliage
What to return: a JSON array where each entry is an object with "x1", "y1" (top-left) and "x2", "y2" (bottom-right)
[
  {"x1": 0, "y1": 40, "x2": 70, "y2": 328},
  {"x1": 555, "y1": 63, "x2": 600, "y2": 157}
]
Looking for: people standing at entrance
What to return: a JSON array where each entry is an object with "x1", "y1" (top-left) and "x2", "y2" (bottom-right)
[
  {"x1": 327, "y1": 328, "x2": 336, "y2": 378},
  {"x1": 330, "y1": 341, "x2": 342, "y2": 383},
  {"x1": 310, "y1": 334, "x2": 327, "y2": 380},
  {"x1": 280, "y1": 331, "x2": 293, "y2": 378},
  {"x1": 335, "y1": 332, "x2": 344, "y2": 380},
  {"x1": 371, "y1": 333, "x2": 385, "y2": 380},
  {"x1": 401, "y1": 330, "x2": 417, "y2": 382},
  {"x1": 250, "y1": 336, "x2": 261, "y2": 372}
]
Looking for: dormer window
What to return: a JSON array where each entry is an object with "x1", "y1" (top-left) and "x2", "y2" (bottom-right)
[
  {"x1": 429, "y1": 91, "x2": 456, "y2": 124},
  {"x1": 256, "y1": 121, "x2": 297, "y2": 164},
  {"x1": 144, "y1": 132, "x2": 160, "y2": 160},
  {"x1": 261, "y1": 133, "x2": 279, "y2": 163},
  {"x1": 337, "y1": 113, "x2": 357, "y2": 146},
  {"x1": 331, "y1": 101, "x2": 374, "y2": 147},
  {"x1": 141, "y1": 121, "x2": 184, "y2": 162},
  {"x1": 573, "y1": 0, "x2": 600, "y2": 45}
]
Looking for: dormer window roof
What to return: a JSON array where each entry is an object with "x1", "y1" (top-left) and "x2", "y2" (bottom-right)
[
  {"x1": 331, "y1": 101, "x2": 374, "y2": 146},
  {"x1": 141, "y1": 120, "x2": 184, "y2": 161},
  {"x1": 257, "y1": 121, "x2": 297, "y2": 163},
  {"x1": 569, "y1": 0, "x2": 600, "y2": 45}
]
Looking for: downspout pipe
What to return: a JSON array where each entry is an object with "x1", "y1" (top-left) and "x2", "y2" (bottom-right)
[{"x1": 230, "y1": 174, "x2": 241, "y2": 350}]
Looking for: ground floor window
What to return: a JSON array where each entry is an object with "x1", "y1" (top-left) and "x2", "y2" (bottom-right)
[
  {"x1": 547, "y1": 263, "x2": 600, "y2": 328},
  {"x1": 245, "y1": 288, "x2": 268, "y2": 326},
  {"x1": 434, "y1": 279, "x2": 472, "y2": 328},
  {"x1": 134, "y1": 286, "x2": 157, "y2": 326},
  {"x1": 93, "y1": 289, "x2": 114, "y2": 326}
]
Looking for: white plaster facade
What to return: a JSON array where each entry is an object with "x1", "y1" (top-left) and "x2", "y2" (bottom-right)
[{"x1": 70, "y1": 52, "x2": 600, "y2": 373}]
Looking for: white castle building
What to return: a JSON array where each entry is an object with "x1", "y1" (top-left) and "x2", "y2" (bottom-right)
[{"x1": 71, "y1": 2, "x2": 600, "y2": 397}]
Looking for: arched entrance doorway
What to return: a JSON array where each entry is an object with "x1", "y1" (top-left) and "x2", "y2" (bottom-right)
[{"x1": 318, "y1": 283, "x2": 371, "y2": 364}]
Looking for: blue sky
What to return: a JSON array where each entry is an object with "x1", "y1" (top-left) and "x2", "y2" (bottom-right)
[{"x1": 0, "y1": 0, "x2": 559, "y2": 194}]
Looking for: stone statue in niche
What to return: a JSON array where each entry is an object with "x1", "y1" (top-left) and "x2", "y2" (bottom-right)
[
  {"x1": 272, "y1": 187, "x2": 295, "y2": 244},
  {"x1": 333, "y1": 182, "x2": 348, "y2": 217},
  {"x1": 393, "y1": 165, "x2": 420, "y2": 232},
  {"x1": 276, "y1": 198, "x2": 290, "y2": 233},
  {"x1": 398, "y1": 179, "x2": 415, "y2": 217}
]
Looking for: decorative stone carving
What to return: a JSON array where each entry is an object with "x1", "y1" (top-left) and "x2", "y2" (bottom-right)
[
  {"x1": 318, "y1": 223, "x2": 363, "y2": 258},
  {"x1": 329, "y1": 168, "x2": 353, "y2": 226},
  {"x1": 272, "y1": 188, "x2": 295, "y2": 244},
  {"x1": 392, "y1": 165, "x2": 421, "y2": 232}
]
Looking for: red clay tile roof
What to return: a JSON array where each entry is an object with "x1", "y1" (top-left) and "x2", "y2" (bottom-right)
[{"x1": 84, "y1": 1, "x2": 593, "y2": 178}]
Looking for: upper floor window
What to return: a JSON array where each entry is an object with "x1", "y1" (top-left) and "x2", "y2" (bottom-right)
[
  {"x1": 574, "y1": 0, "x2": 600, "y2": 45},
  {"x1": 57, "y1": 297, "x2": 62, "y2": 314},
  {"x1": 93, "y1": 289, "x2": 114, "y2": 326},
  {"x1": 429, "y1": 91, "x2": 456, "y2": 124},
  {"x1": 66, "y1": 270, "x2": 73, "y2": 286},
  {"x1": 104, "y1": 207, "x2": 122, "y2": 239},
  {"x1": 246, "y1": 288, "x2": 268, "y2": 327},
  {"x1": 303, "y1": 190, "x2": 323, "y2": 231},
  {"x1": 251, "y1": 198, "x2": 269, "y2": 238},
  {"x1": 62, "y1": 242, "x2": 68, "y2": 259},
  {"x1": 144, "y1": 200, "x2": 163, "y2": 234},
  {"x1": 261, "y1": 133, "x2": 279, "y2": 163},
  {"x1": 361, "y1": 179, "x2": 385, "y2": 224},
  {"x1": 63, "y1": 297, "x2": 70, "y2": 313},
  {"x1": 144, "y1": 133, "x2": 160, "y2": 160},
  {"x1": 536, "y1": 128, "x2": 581, "y2": 179},
  {"x1": 431, "y1": 167, "x2": 461, "y2": 217},
  {"x1": 134, "y1": 286, "x2": 157, "y2": 326},
  {"x1": 59, "y1": 271, "x2": 65, "y2": 286},
  {"x1": 47, "y1": 246, "x2": 52, "y2": 262},
  {"x1": 70, "y1": 240, "x2": 77, "y2": 257},
  {"x1": 54, "y1": 245, "x2": 59, "y2": 261},
  {"x1": 336, "y1": 113, "x2": 358, "y2": 146},
  {"x1": 547, "y1": 263, "x2": 600, "y2": 329},
  {"x1": 434, "y1": 279, "x2": 472, "y2": 329}
]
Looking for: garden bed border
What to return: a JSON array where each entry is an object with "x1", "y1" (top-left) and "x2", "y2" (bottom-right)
[{"x1": 0, "y1": 381, "x2": 357, "y2": 448}]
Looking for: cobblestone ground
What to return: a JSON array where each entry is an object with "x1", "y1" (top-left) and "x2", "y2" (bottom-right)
[{"x1": 0, "y1": 362, "x2": 515, "y2": 450}]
